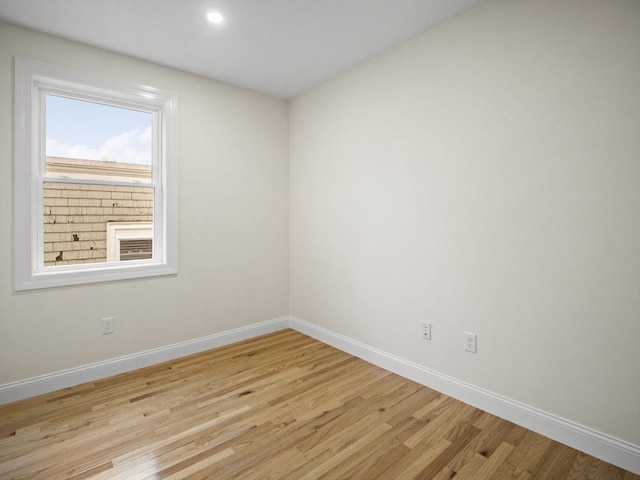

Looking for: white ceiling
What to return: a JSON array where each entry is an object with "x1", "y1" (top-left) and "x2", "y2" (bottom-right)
[{"x1": 0, "y1": 0, "x2": 484, "y2": 99}]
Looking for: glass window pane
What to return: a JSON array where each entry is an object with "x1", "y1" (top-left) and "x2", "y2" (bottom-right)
[
  {"x1": 45, "y1": 95, "x2": 153, "y2": 184},
  {"x1": 43, "y1": 182, "x2": 154, "y2": 267}
]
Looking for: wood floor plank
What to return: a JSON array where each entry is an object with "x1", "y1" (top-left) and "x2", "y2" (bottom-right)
[
  {"x1": 330, "y1": 416, "x2": 423, "y2": 480},
  {"x1": 0, "y1": 329, "x2": 637, "y2": 480},
  {"x1": 472, "y1": 441, "x2": 516, "y2": 480}
]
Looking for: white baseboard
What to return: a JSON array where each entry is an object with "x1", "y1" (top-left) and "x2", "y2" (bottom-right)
[
  {"x1": 0, "y1": 316, "x2": 289, "y2": 405},
  {"x1": 289, "y1": 316, "x2": 640, "y2": 475},
  {"x1": 1, "y1": 314, "x2": 638, "y2": 474}
]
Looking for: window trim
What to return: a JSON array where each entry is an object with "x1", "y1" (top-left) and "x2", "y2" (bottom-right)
[{"x1": 14, "y1": 57, "x2": 177, "y2": 290}]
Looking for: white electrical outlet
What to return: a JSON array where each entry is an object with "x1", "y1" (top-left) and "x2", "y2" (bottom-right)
[
  {"x1": 102, "y1": 317, "x2": 115, "y2": 335},
  {"x1": 464, "y1": 332, "x2": 476, "y2": 353},
  {"x1": 421, "y1": 321, "x2": 431, "y2": 340}
]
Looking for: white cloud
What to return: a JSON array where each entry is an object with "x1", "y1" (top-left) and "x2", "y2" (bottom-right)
[{"x1": 46, "y1": 126, "x2": 152, "y2": 165}]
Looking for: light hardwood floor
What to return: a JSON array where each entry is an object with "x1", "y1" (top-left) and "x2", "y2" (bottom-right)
[{"x1": 0, "y1": 329, "x2": 637, "y2": 479}]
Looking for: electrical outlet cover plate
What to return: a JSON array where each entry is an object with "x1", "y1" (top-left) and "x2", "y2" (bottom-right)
[
  {"x1": 102, "y1": 317, "x2": 115, "y2": 335},
  {"x1": 421, "y1": 321, "x2": 431, "y2": 340},
  {"x1": 464, "y1": 331, "x2": 476, "y2": 353}
]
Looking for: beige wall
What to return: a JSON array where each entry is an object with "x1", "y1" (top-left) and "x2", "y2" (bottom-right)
[
  {"x1": 290, "y1": 0, "x2": 640, "y2": 445},
  {"x1": 0, "y1": 23, "x2": 289, "y2": 382}
]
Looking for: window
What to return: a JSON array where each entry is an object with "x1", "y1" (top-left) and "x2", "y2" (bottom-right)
[
  {"x1": 14, "y1": 57, "x2": 177, "y2": 290},
  {"x1": 106, "y1": 222, "x2": 153, "y2": 262}
]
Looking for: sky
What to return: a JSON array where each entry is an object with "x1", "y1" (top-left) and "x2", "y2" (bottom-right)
[{"x1": 46, "y1": 95, "x2": 153, "y2": 165}]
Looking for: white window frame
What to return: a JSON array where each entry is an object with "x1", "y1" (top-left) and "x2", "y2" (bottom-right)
[
  {"x1": 14, "y1": 57, "x2": 177, "y2": 290},
  {"x1": 106, "y1": 222, "x2": 153, "y2": 262}
]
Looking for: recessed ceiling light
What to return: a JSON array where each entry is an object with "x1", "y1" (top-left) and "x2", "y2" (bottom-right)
[{"x1": 207, "y1": 11, "x2": 224, "y2": 25}]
